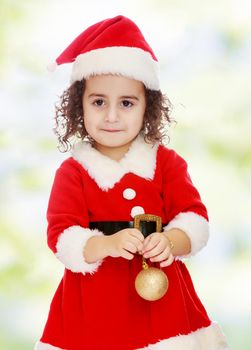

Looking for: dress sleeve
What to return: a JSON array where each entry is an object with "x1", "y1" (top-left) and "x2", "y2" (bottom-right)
[
  {"x1": 46, "y1": 158, "x2": 104, "y2": 275},
  {"x1": 162, "y1": 149, "x2": 209, "y2": 257}
]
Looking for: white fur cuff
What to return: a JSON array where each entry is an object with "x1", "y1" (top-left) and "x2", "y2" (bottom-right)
[
  {"x1": 163, "y1": 212, "x2": 209, "y2": 257},
  {"x1": 55, "y1": 225, "x2": 104, "y2": 275}
]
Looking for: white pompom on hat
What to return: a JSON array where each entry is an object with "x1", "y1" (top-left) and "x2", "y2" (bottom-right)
[{"x1": 48, "y1": 15, "x2": 160, "y2": 90}]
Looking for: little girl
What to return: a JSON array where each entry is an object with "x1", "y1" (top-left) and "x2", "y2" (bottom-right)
[{"x1": 35, "y1": 15, "x2": 228, "y2": 350}]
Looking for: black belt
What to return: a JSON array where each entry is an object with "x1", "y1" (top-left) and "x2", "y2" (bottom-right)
[{"x1": 89, "y1": 221, "x2": 167, "y2": 238}]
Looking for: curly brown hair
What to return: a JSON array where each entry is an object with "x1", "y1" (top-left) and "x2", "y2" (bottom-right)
[{"x1": 54, "y1": 78, "x2": 175, "y2": 152}]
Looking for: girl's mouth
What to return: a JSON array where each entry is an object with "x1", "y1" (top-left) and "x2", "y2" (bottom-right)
[{"x1": 102, "y1": 129, "x2": 122, "y2": 132}]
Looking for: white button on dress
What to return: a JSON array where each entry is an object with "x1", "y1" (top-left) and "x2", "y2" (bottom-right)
[
  {"x1": 123, "y1": 188, "x2": 136, "y2": 200},
  {"x1": 131, "y1": 206, "x2": 145, "y2": 218}
]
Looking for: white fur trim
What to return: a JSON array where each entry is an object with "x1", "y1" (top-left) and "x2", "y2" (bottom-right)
[
  {"x1": 131, "y1": 206, "x2": 145, "y2": 218},
  {"x1": 71, "y1": 46, "x2": 160, "y2": 90},
  {"x1": 55, "y1": 225, "x2": 104, "y2": 275},
  {"x1": 34, "y1": 341, "x2": 64, "y2": 350},
  {"x1": 136, "y1": 322, "x2": 228, "y2": 349},
  {"x1": 72, "y1": 135, "x2": 159, "y2": 191},
  {"x1": 163, "y1": 212, "x2": 209, "y2": 257},
  {"x1": 35, "y1": 322, "x2": 227, "y2": 350},
  {"x1": 123, "y1": 188, "x2": 136, "y2": 200}
]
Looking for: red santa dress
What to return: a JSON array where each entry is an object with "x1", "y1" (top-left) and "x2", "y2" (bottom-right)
[{"x1": 35, "y1": 135, "x2": 228, "y2": 350}]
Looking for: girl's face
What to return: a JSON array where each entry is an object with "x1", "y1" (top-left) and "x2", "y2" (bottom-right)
[{"x1": 82, "y1": 74, "x2": 146, "y2": 160}]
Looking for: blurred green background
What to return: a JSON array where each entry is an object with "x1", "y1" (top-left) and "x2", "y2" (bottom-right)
[{"x1": 0, "y1": 0, "x2": 250, "y2": 348}]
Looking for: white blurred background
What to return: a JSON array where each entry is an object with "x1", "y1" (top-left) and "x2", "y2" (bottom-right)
[{"x1": 0, "y1": 0, "x2": 251, "y2": 348}]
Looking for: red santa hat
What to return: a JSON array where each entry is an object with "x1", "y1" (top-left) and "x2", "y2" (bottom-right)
[{"x1": 48, "y1": 15, "x2": 160, "y2": 90}]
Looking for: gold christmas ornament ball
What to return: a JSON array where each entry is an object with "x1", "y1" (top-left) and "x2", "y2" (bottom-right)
[{"x1": 135, "y1": 266, "x2": 169, "y2": 301}]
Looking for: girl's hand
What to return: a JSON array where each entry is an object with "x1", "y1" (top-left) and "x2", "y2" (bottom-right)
[
  {"x1": 106, "y1": 228, "x2": 144, "y2": 260},
  {"x1": 141, "y1": 232, "x2": 174, "y2": 267}
]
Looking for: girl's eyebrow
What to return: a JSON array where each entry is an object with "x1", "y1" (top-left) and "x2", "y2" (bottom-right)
[
  {"x1": 88, "y1": 93, "x2": 139, "y2": 100},
  {"x1": 121, "y1": 95, "x2": 139, "y2": 101}
]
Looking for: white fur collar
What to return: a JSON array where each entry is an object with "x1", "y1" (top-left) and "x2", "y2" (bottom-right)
[{"x1": 71, "y1": 135, "x2": 159, "y2": 191}]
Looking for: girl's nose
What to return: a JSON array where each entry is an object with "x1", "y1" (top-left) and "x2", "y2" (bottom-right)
[{"x1": 105, "y1": 106, "x2": 119, "y2": 123}]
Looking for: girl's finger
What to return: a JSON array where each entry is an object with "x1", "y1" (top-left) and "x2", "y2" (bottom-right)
[
  {"x1": 142, "y1": 234, "x2": 153, "y2": 248},
  {"x1": 121, "y1": 248, "x2": 134, "y2": 260},
  {"x1": 130, "y1": 229, "x2": 145, "y2": 242},
  {"x1": 143, "y1": 240, "x2": 160, "y2": 255},
  {"x1": 149, "y1": 247, "x2": 170, "y2": 262},
  {"x1": 143, "y1": 239, "x2": 163, "y2": 258},
  {"x1": 123, "y1": 241, "x2": 138, "y2": 254},
  {"x1": 126, "y1": 236, "x2": 144, "y2": 252},
  {"x1": 160, "y1": 253, "x2": 175, "y2": 267},
  {"x1": 142, "y1": 233, "x2": 161, "y2": 251}
]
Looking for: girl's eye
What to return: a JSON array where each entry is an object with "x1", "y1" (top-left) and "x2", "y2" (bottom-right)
[
  {"x1": 93, "y1": 99, "x2": 104, "y2": 106},
  {"x1": 122, "y1": 100, "x2": 133, "y2": 108}
]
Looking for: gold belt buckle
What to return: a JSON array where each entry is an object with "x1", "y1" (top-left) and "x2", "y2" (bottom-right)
[{"x1": 133, "y1": 214, "x2": 162, "y2": 233}]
